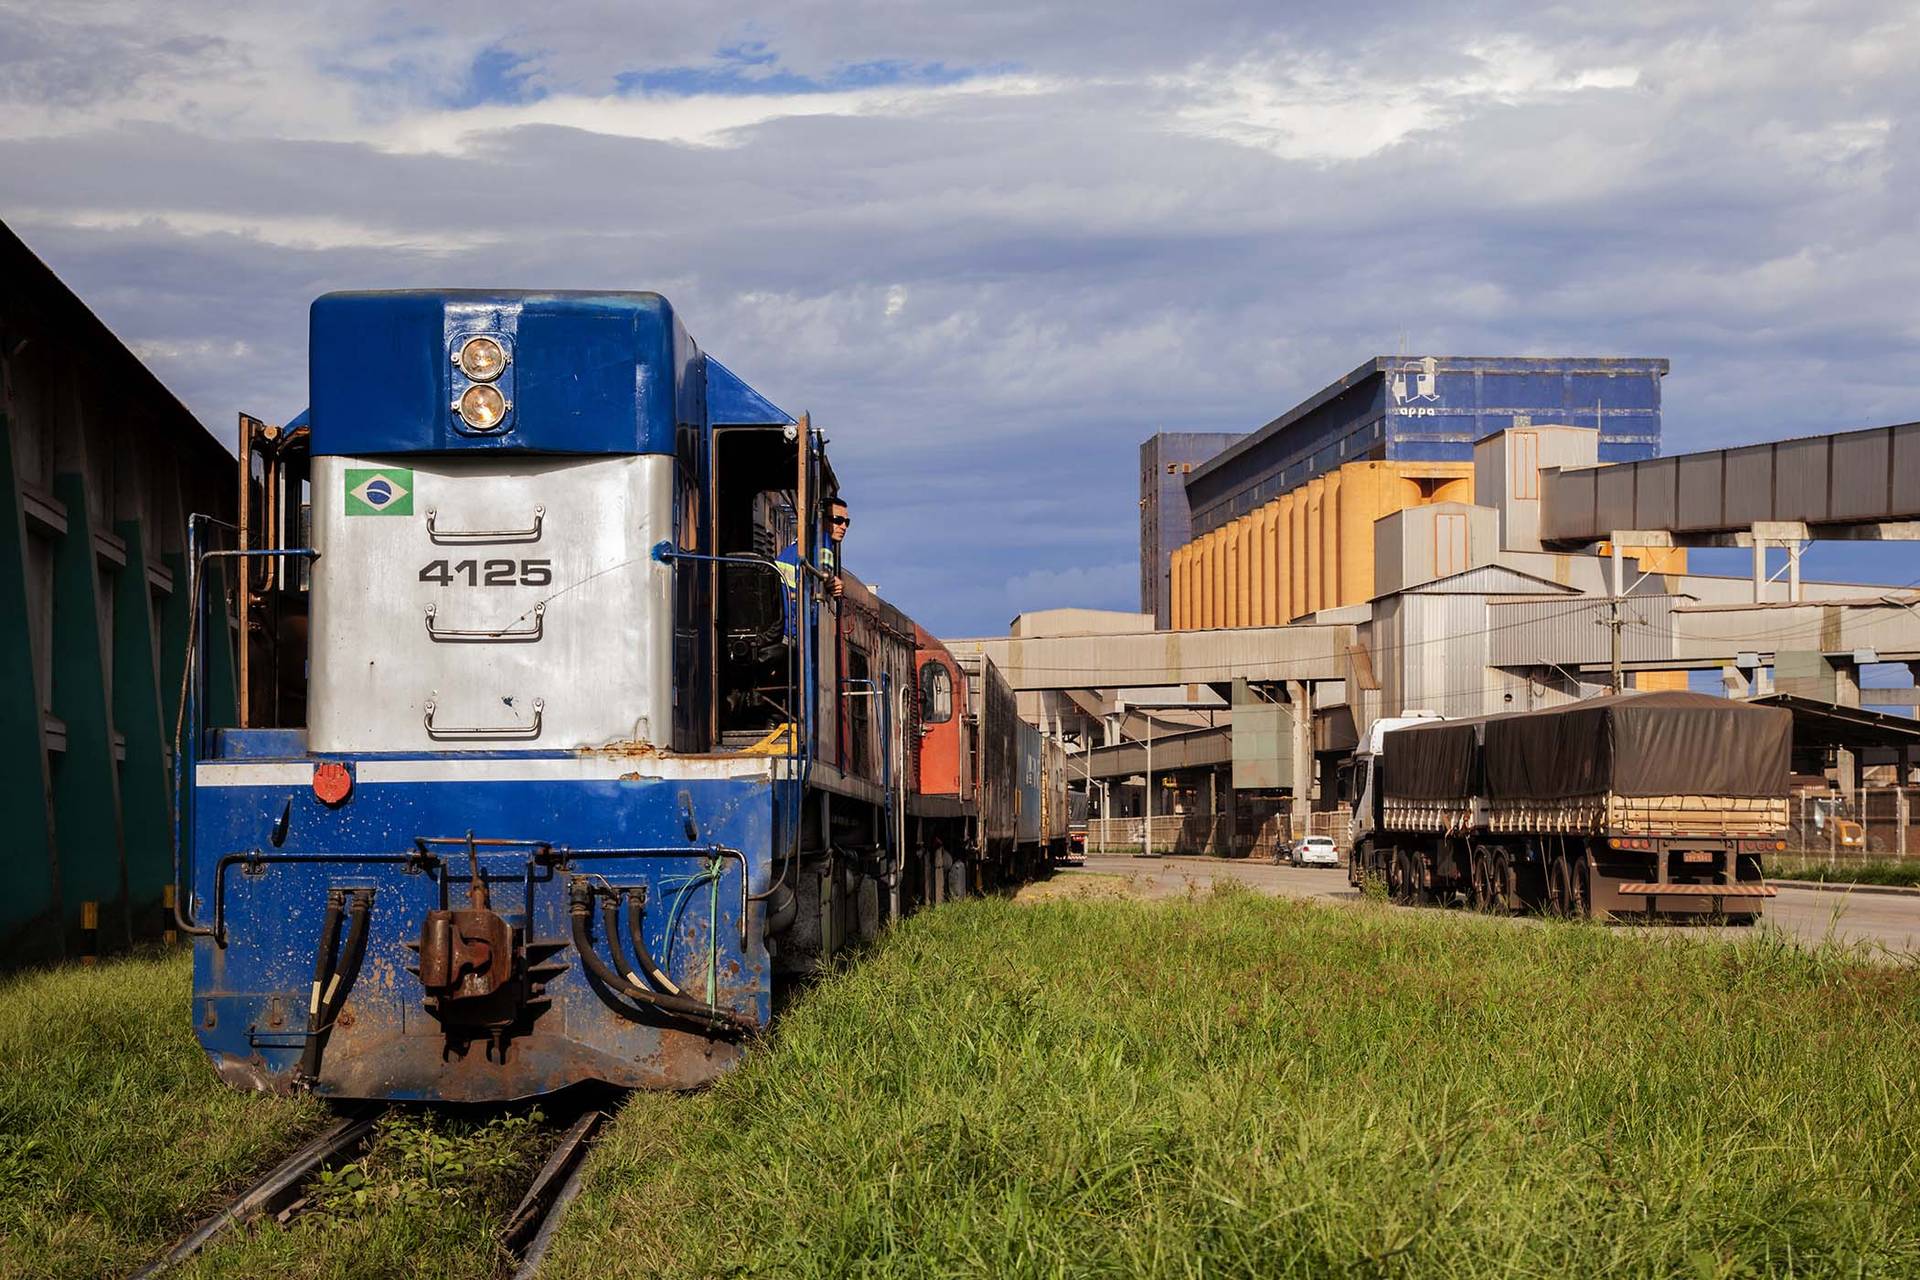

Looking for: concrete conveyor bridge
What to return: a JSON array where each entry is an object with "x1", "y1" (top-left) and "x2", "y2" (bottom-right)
[{"x1": 1541, "y1": 420, "x2": 1920, "y2": 547}]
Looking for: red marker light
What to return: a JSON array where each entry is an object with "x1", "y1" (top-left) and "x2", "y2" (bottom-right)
[{"x1": 313, "y1": 762, "x2": 353, "y2": 805}]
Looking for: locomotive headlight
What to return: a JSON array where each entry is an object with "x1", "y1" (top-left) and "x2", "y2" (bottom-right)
[
  {"x1": 456, "y1": 382, "x2": 508, "y2": 430},
  {"x1": 455, "y1": 335, "x2": 507, "y2": 382}
]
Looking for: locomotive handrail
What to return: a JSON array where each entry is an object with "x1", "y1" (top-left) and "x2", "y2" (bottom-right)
[
  {"x1": 173, "y1": 532, "x2": 320, "y2": 939},
  {"x1": 423, "y1": 600, "x2": 546, "y2": 643},
  {"x1": 425, "y1": 504, "x2": 544, "y2": 544},
  {"x1": 422, "y1": 696, "x2": 545, "y2": 740}
]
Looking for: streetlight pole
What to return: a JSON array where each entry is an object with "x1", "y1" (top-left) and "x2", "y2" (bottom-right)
[{"x1": 1143, "y1": 709, "x2": 1154, "y2": 859}]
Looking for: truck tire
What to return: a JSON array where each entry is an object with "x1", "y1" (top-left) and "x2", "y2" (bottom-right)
[
  {"x1": 1545, "y1": 852, "x2": 1571, "y2": 917},
  {"x1": 1388, "y1": 848, "x2": 1413, "y2": 905}
]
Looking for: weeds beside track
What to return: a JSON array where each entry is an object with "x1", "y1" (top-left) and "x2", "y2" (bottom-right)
[
  {"x1": 547, "y1": 885, "x2": 1920, "y2": 1279},
  {"x1": 0, "y1": 950, "x2": 325, "y2": 1280}
]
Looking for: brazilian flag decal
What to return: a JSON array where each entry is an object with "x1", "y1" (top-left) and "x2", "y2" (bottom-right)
[{"x1": 345, "y1": 467, "x2": 415, "y2": 516}]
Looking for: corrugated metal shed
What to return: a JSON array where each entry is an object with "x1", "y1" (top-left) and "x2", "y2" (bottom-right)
[
  {"x1": 1374, "y1": 501, "x2": 1500, "y2": 597},
  {"x1": 0, "y1": 218, "x2": 235, "y2": 967},
  {"x1": 1487, "y1": 594, "x2": 1681, "y2": 667}
]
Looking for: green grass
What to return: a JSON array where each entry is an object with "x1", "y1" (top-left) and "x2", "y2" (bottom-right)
[
  {"x1": 1772, "y1": 857, "x2": 1920, "y2": 888},
  {"x1": 0, "y1": 949, "x2": 325, "y2": 1280},
  {"x1": 546, "y1": 886, "x2": 1920, "y2": 1279},
  {"x1": 177, "y1": 1105, "x2": 551, "y2": 1280}
]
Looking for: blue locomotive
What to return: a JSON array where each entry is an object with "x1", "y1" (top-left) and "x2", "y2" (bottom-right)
[{"x1": 176, "y1": 291, "x2": 1066, "y2": 1101}]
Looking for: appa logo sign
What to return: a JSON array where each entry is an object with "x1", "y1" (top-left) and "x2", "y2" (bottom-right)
[
  {"x1": 344, "y1": 468, "x2": 414, "y2": 516},
  {"x1": 1389, "y1": 357, "x2": 1448, "y2": 417}
]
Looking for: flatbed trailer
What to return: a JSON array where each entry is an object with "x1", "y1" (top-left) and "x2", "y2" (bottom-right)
[{"x1": 1350, "y1": 692, "x2": 1790, "y2": 921}]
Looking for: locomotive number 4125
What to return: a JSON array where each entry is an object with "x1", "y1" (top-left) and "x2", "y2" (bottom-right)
[{"x1": 418, "y1": 559, "x2": 553, "y2": 587}]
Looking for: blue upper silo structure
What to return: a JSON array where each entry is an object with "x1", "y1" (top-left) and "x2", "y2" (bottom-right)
[{"x1": 1186, "y1": 355, "x2": 1667, "y2": 537}]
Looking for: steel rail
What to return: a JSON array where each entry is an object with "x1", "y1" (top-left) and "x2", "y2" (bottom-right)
[
  {"x1": 503, "y1": 1109, "x2": 608, "y2": 1275},
  {"x1": 132, "y1": 1109, "x2": 383, "y2": 1278}
]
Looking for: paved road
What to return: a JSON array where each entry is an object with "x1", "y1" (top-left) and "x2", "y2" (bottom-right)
[{"x1": 1074, "y1": 855, "x2": 1920, "y2": 956}]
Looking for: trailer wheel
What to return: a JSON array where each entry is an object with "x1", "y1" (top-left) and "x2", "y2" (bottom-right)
[
  {"x1": 1468, "y1": 846, "x2": 1491, "y2": 911},
  {"x1": 1388, "y1": 849, "x2": 1414, "y2": 905},
  {"x1": 1489, "y1": 849, "x2": 1514, "y2": 915},
  {"x1": 1545, "y1": 852, "x2": 1572, "y2": 918},
  {"x1": 1569, "y1": 855, "x2": 1593, "y2": 920},
  {"x1": 1404, "y1": 850, "x2": 1432, "y2": 907}
]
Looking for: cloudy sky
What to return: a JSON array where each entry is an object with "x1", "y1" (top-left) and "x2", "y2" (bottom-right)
[{"x1": 4, "y1": 1, "x2": 1917, "y2": 635}]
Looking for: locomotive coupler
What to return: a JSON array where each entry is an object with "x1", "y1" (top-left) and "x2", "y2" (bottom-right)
[{"x1": 416, "y1": 834, "x2": 524, "y2": 1050}]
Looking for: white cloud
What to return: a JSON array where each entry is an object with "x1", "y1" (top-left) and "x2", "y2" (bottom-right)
[
  {"x1": 7, "y1": 0, "x2": 1920, "y2": 632},
  {"x1": 1160, "y1": 36, "x2": 1642, "y2": 162}
]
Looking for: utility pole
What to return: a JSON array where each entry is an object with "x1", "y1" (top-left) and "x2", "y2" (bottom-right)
[
  {"x1": 1607, "y1": 542, "x2": 1626, "y2": 694},
  {"x1": 1143, "y1": 709, "x2": 1154, "y2": 858}
]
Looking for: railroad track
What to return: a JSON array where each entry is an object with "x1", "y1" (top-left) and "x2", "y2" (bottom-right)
[{"x1": 133, "y1": 1105, "x2": 607, "y2": 1279}]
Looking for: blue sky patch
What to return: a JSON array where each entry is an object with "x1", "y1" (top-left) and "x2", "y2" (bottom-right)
[{"x1": 616, "y1": 43, "x2": 981, "y2": 97}]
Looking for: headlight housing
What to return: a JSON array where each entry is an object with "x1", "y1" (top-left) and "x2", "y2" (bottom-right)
[
  {"x1": 456, "y1": 383, "x2": 508, "y2": 430},
  {"x1": 455, "y1": 335, "x2": 507, "y2": 382}
]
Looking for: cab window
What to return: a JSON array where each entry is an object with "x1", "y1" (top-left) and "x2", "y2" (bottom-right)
[{"x1": 920, "y1": 662, "x2": 953, "y2": 724}]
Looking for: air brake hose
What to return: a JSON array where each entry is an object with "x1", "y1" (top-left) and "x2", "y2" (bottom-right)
[
  {"x1": 300, "y1": 890, "x2": 372, "y2": 1082},
  {"x1": 568, "y1": 884, "x2": 753, "y2": 1033},
  {"x1": 622, "y1": 889, "x2": 684, "y2": 997},
  {"x1": 297, "y1": 891, "x2": 346, "y2": 1080}
]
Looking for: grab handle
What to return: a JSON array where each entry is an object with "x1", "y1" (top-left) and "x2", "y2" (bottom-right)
[
  {"x1": 423, "y1": 697, "x2": 544, "y2": 740},
  {"x1": 426, "y1": 505, "x2": 544, "y2": 544},
  {"x1": 424, "y1": 601, "x2": 545, "y2": 644}
]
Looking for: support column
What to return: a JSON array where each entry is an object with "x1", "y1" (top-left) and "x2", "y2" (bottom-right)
[
  {"x1": 113, "y1": 521, "x2": 173, "y2": 939},
  {"x1": 1221, "y1": 765, "x2": 1239, "y2": 857},
  {"x1": 1287, "y1": 680, "x2": 1312, "y2": 837},
  {"x1": 1751, "y1": 533, "x2": 1767, "y2": 604},
  {"x1": 0, "y1": 413, "x2": 62, "y2": 964},
  {"x1": 50, "y1": 473, "x2": 131, "y2": 953}
]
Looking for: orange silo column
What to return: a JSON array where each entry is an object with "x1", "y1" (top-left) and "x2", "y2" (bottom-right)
[
  {"x1": 1287, "y1": 490, "x2": 1307, "y2": 621},
  {"x1": 1187, "y1": 543, "x2": 1202, "y2": 629},
  {"x1": 1175, "y1": 545, "x2": 1190, "y2": 629},
  {"x1": 1169, "y1": 546, "x2": 1188, "y2": 630},
  {"x1": 1207, "y1": 530, "x2": 1226, "y2": 628},
  {"x1": 1221, "y1": 525, "x2": 1236, "y2": 629},
  {"x1": 1273, "y1": 493, "x2": 1295, "y2": 624},
  {"x1": 1337, "y1": 462, "x2": 1380, "y2": 607},
  {"x1": 1244, "y1": 514, "x2": 1259, "y2": 625},
  {"x1": 1246, "y1": 513, "x2": 1265, "y2": 627},
  {"x1": 1258, "y1": 505, "x2": 1280, "y2": 625},
  {"x1": 1303, "y1": 480, "x2": 1325, "y2": 615},
  {"x1": 1191, "y1": 536, "x2": 1206, "y2": 628},
  {"x1": 1319, "y1": 469, "x2": 1343, "y2": 610}
]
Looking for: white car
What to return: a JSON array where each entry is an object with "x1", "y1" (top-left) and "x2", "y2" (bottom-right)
[{"x1": 1290, "y1": 836, "x2": 1341, "y2": 868}]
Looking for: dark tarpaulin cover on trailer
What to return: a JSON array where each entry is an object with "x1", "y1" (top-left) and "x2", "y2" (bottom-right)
[
  {"x1": 1482, "y1": 691, "x2": 1791, "y2": 801},
  {"x1": 1381, "y1": 719, "x2": 1484, "y2": 800}
]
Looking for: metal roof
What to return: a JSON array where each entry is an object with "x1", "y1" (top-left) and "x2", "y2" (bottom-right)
[
  {"x1": 1748, "y1": 694, "x2": 1920, "y2": 749},
  {"x1": 0, "y1": 218, "x2": 232, "y2": 468},
  {"x1": 1189, "y1": 354, "x2": 1670, "y2": 489}
]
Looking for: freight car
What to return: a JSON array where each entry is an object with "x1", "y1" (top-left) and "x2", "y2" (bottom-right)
[
  {"x1": 1347, "y1": 692, "x2": 1788, "y2": 920},
  {"x1": 174, "y1": 290, "x2": 1062, "y2": 1101}
]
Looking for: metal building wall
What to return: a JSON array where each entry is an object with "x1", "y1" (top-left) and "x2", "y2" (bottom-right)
[
  {"x1": 0, "y1": 220, "x2": 235, "y2": 966},
  {"x1": 1140, "y1": 431, "x2": 1241, "y2": 628}
]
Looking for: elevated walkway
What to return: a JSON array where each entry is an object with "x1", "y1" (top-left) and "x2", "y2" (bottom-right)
[
  {"x1": 1541, "y1": 420, "x2": 1920, "y2": 547},
  {"x1": 946, "y1": 622, "x2": 1353, "y2": 693}
]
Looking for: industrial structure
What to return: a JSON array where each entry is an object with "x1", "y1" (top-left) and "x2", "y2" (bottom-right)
[
  {"x1": 0, "y1": 219, "x2": 235, "y2": 966},
  {"x1": 1139, "y1": 430, "x2": 1241, "y2": 628},
  {"x1": 964, "y1": 360, "x2": 1920, "y2": 861},
  {"x1": 1155, "y1": 356, "x2": 1674, "y2": 628}
]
